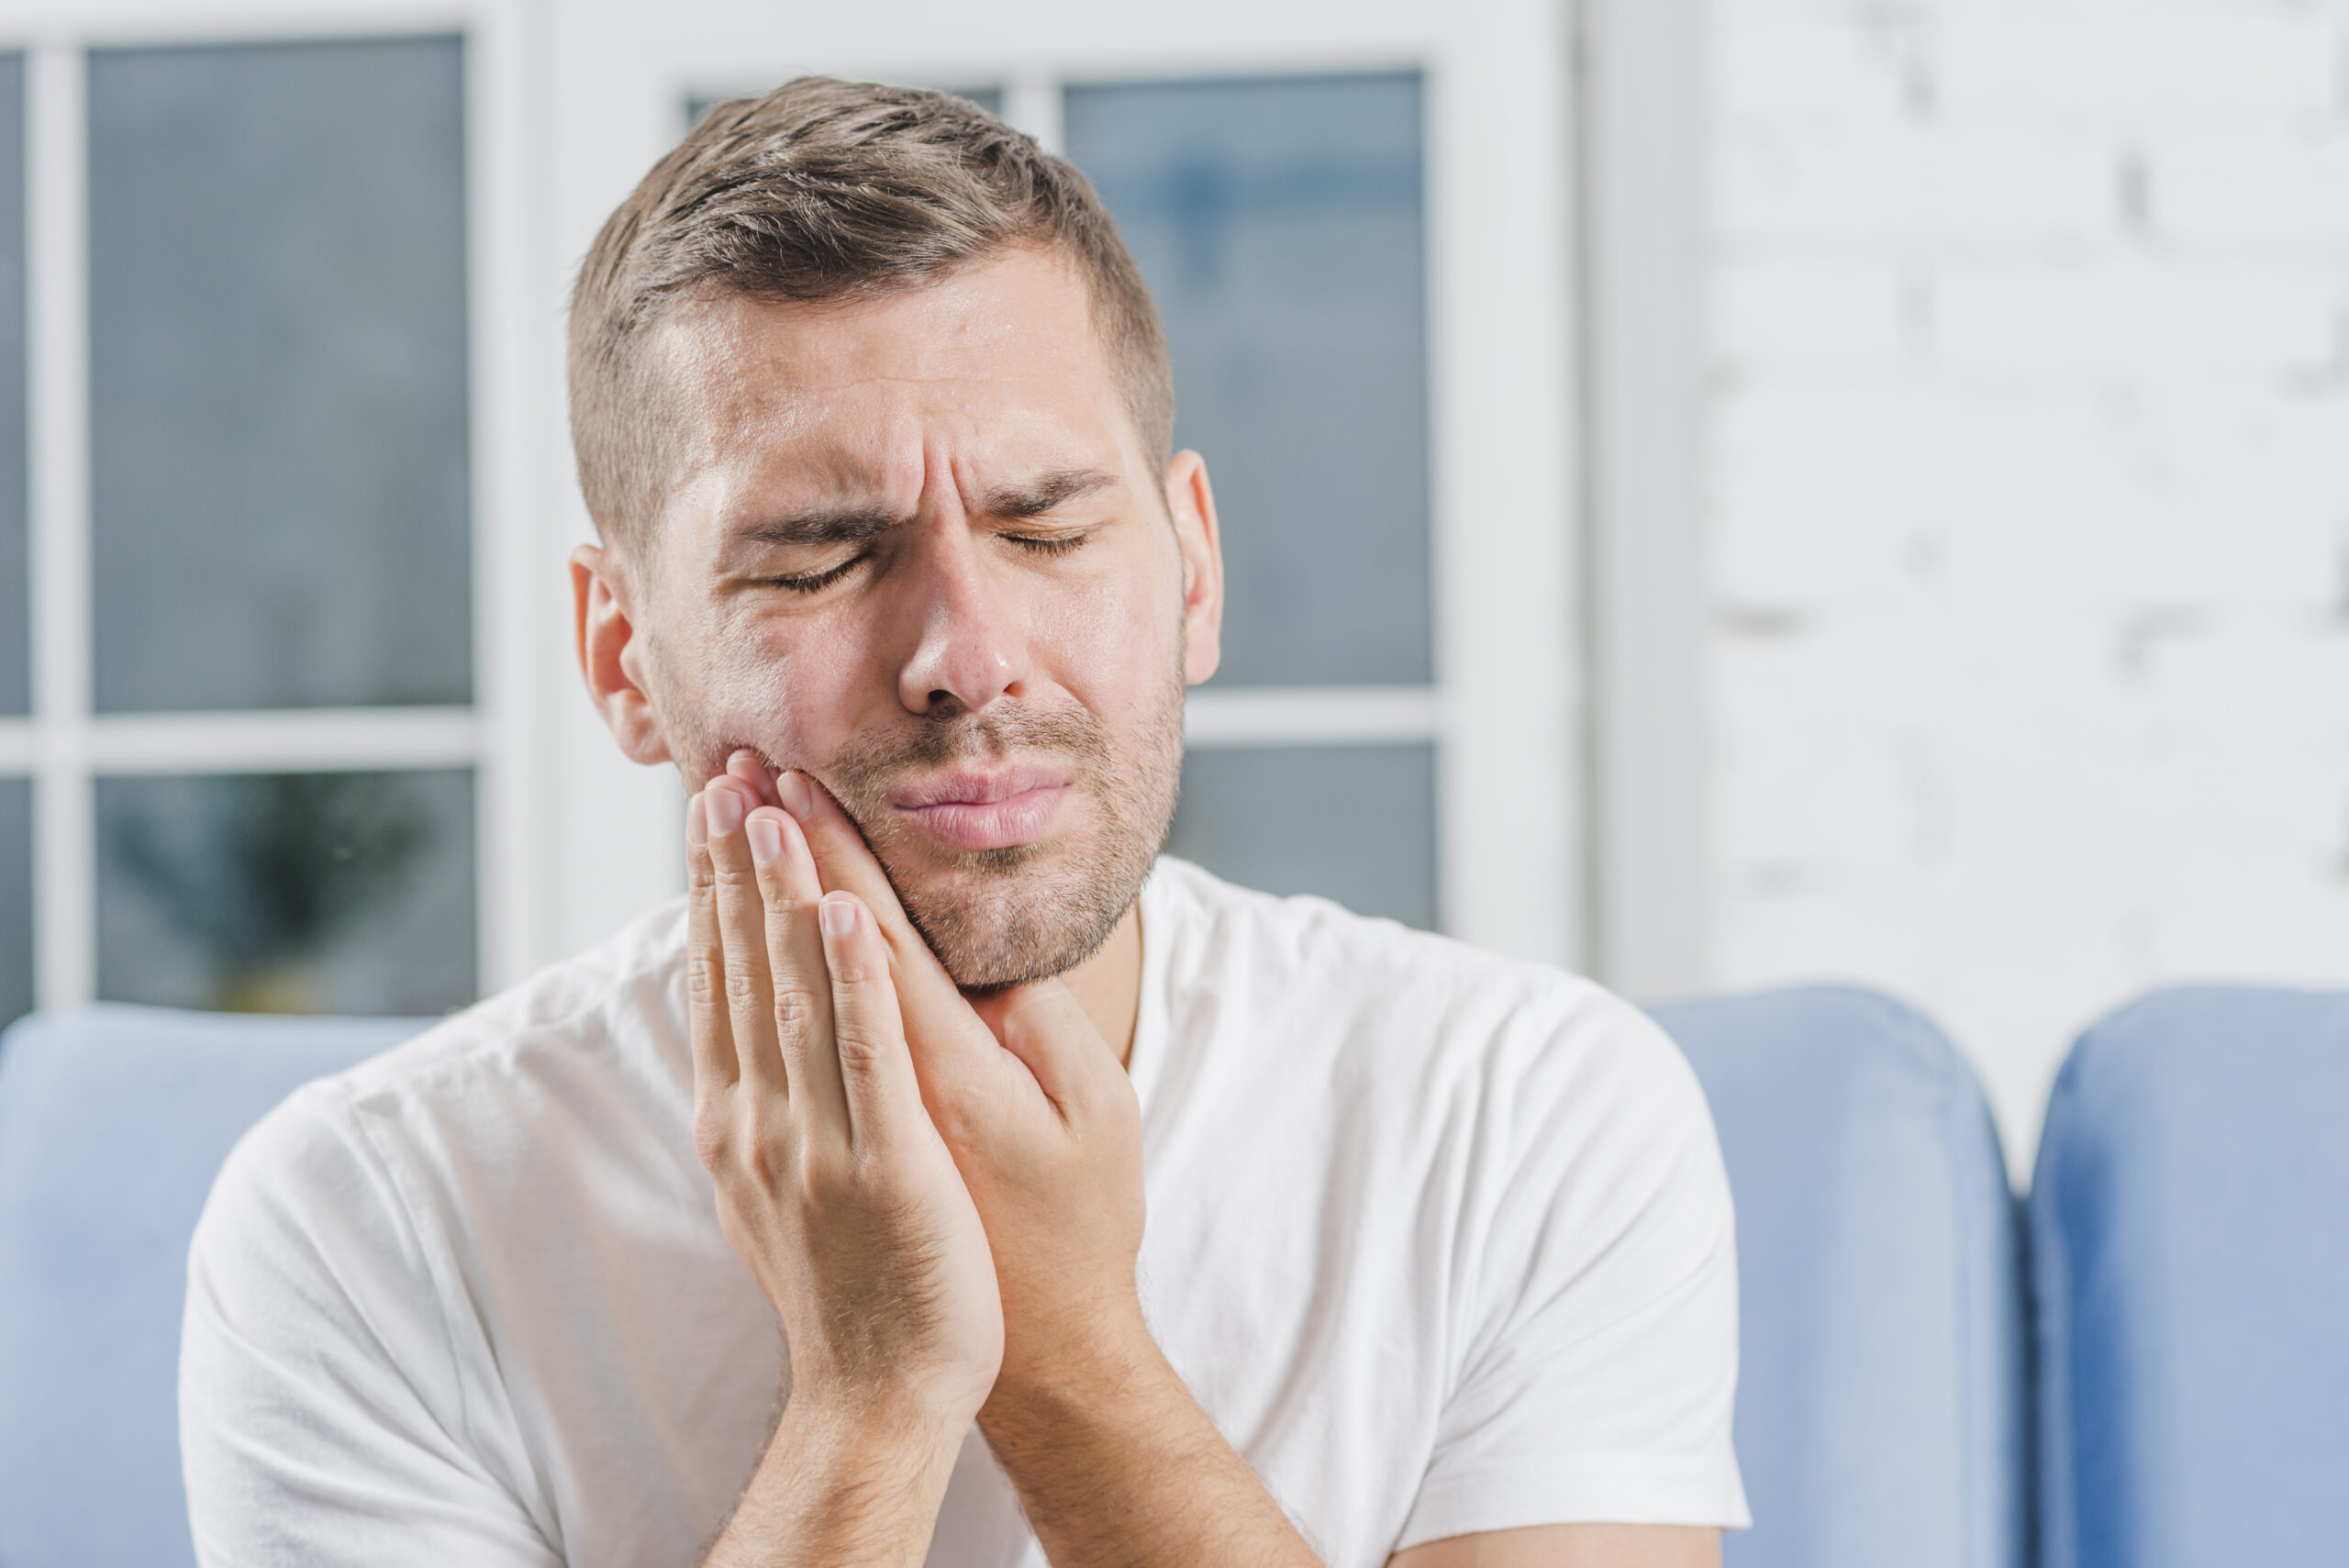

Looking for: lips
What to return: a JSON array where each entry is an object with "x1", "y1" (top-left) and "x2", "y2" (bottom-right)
[{"x1": 891, "y1": 765, "x2": 1071, "y2": 852}]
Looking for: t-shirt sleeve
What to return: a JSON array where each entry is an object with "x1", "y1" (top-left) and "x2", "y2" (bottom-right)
[
  {"x1": 1396, "y1": 994, "x2": 1751, "y2": 1549},
  {"x1": 180, "y1": 1090, "x2": 562, "y2": 1568}
]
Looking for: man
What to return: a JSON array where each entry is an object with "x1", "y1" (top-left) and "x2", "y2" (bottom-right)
[{"x1": 182, "y1": 79, "x2": 1747, "y2": 1566}]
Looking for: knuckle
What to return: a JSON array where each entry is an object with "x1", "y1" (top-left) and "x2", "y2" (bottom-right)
[
  {"x1": 929, "y1": 1096, "x2": 979, "y2": 1143},
  {"x1": 686, "y1": 953, "x2": 726, "y2": 1009},
  {"x1": 772, "y1": 984, "x2": 820, "y2": 1033},
  {"x1": 739, "y1": 1137, "x2": 779, "y2": 1189},
  {"x1": 723, "y1": 966, "x2": 765, "y2": 1012},
  {"x1": 713, "y1": 862, "x2": 760, "y2": 891},
  {"x1": 690, "y1": 1105, "x2": 733, "y2": 1169},
  {"x1": 832, "y1": 1024, "x2": 892, "y2": 1071}
]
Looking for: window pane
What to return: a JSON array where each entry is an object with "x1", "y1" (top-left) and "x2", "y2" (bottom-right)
[
  {"x1": 87, "y1": 37, "x2": 471, "y2": 713},
  {"x1": 1064, "y1": 72, "x2": 1431, "y2": 687},
  {"x1": 96, "y1": 769, "x2": 475, "y2": 1015},
  {"x1": 1165, "y1": 743, "x2": 1436, "y2": 929},
  {"x1": 0, "y1": 777, "x2": 28, "y2": 1027},
  {"x1": 0, "y1": 54, "x2": 24, "y2": 717}
]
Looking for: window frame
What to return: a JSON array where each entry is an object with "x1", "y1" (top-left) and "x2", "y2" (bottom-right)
[
  {"x1": 554, "y1": 0, "x2": 1589, "y2": 970},
  {"x1": 0, "y1": 0, "x2": 541, "y2": 1009},
  {"x1": 0, "y1": 0, "x2": 1596, "y2": 1010}
]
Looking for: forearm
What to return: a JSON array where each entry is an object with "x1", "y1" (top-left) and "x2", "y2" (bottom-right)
[
  {"x1": 979, "y1": 1314, "x2": 1323, "y2": 1568},
  {"x1": 702, "y1": 1392, "x2": 964, "y2": 1568}
]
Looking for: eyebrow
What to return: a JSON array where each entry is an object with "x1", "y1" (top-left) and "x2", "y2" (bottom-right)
[
  {"x1": 730, "y1": 468, "x2": 1117, "y2": 550},
  {"x1": 979, "y1": 468, "x2": 1115, "y2": 520},
  {"x1": 731, "y1": 506, "x2": 905, "y2": 550}
]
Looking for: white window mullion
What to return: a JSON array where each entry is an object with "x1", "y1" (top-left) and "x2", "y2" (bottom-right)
[
  {"x1": 1424, "y1": 13, "x2": 1581, "y2": 969},
  {"x1": 465, "y1": 0, "x2": 543, "y2": 992},
  {"x1": 1184, "y1": 685, "x2": 1442, "y2": 749},
  {"x1": 81, "y1": 708, "x2": 482, "y2": 774},
  {"x1": 1002, "y1": 71, "x2": 1063, "y2": 155},
  {"x1": 27, "y1": 39, "x2": 92, "y2": 1011}
]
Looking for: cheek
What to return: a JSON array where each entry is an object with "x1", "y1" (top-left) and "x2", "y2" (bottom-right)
[
  {"x1": 692, "y1": 604, "x2": 891, "y2": 761},
  {"x1": 1034, "y1": 558, "x2": 1184, "y2": 715}
]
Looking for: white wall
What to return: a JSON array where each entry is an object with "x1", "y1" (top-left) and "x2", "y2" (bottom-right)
[{"x1": 1706, "y1": 0, "x2": 2349, "y2": 1167}]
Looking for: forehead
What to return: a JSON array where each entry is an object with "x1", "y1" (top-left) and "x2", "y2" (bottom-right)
[{"x1": 652, "y1": 247, "x2": 1139, "y2": 503}]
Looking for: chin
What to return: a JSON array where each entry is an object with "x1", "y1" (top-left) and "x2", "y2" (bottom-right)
[{"x1": 885, "y1": 830, "x2": 1152, "y2": 991}]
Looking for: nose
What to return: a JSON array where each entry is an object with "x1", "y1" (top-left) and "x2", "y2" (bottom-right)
[{"x1": 893, "y1": 518, "x2": 1030, "y2": 718}]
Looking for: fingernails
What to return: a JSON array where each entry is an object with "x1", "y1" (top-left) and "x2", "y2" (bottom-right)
[
  {"x1": 705, "y1": 784, "x2": 744, "y2": 836},
  {"x1": 776, "y1": 770, "x2": 814, "y2": 819},
  {"x1": 686, "y1": 794, "x2": 707, "y2": 847},
  {"x1": 818, "y1": 894, "x2": 856, "y2": 937},
  {"x1": 745, "y1": 811, "x2": 783, "y2": 864}
]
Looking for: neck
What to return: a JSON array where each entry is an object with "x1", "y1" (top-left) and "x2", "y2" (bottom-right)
[{"x1": 1057, "y1": 901, "x2": 1144, "y2": 1068}]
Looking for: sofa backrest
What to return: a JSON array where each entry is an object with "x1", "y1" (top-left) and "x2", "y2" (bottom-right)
[
  {"x1": 2031, "y1": 984, "x2": 2349, "y2": 1568},
  {"x1": 0, "y1": 1006, "x2": 423, "y2": 1568},
  {"x1": 1652, "y1": 985, "x2": 2028, "y2": 1568}
]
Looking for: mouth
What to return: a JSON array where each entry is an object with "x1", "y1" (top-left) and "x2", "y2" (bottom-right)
[{"x1": 889, "y1": 764, "x2": 1072, "y2": 853}]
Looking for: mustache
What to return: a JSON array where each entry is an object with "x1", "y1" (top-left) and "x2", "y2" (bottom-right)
[{"x1": 823, "y1": 706, "x2": 1109, "y2": 804}]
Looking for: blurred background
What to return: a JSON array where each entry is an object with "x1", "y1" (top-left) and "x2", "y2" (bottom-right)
[{"x1": 0, "y1": 0, "x2": 2341, "y2": 1167}]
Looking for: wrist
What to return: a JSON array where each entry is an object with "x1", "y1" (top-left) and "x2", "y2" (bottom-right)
[
  {"x1": 979, "y1": 1298, "x2": 1174, "y2": 1446},
  {"x1": 785, "y1": 1366, "x2": 982, "y2": 1455},
  {"x1": 770, "y1": 1380, "x2": 971, "y2": 1517},
  {"x1": 707, "y1": 1383, "x2": 969, "y2": 1568}
]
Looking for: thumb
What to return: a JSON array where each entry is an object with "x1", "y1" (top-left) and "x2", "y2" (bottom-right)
[{"x1": 971, "y1": 979, "x2": 1119, "y2": 1114}]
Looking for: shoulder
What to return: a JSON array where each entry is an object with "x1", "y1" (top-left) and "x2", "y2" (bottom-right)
[
  {"x1": 1145, "y1": 855, "x2": 1698, "y2": 1114},
  {"x1": 325, "y1": 895, "x2": 688, "y2": 1112},
  {"x1": 200, "y1": 897, "x2": 692, "y2": 1262}
]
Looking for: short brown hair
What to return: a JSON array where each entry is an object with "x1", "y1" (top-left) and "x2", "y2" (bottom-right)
[{"x1": 567, "y1": 77, "x2": 1174, "y2": 549}]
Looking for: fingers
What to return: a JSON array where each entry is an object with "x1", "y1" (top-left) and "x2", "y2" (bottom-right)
[
  {"x1": 971, "y1": 979, "x2": 1119, "y2": 1116},
  {"x1": 726, "y1": 748, "x2": 782, "y2": 810},
  {"x1": 703, "y1": 777, "x2": 785, "y2": 1094},
  {"x1": 685, "y1": 791, "x2": 738, "y2": 1095},
  {"x1": 816, "y1": 892, "x2": 926, "y2": 1147},
  {"x1": 747, "y1": 804, "x2": 846, "y2": 1133},
  {"x1": 774, "y1": 770, "x2": 1028, "y2": 1111},
  {"x1": 774, "y1": 771, "x2": 919, "y2": 937},
  {"x1": 774, "y1": 770, "x2": 970, "y2": 1010}
]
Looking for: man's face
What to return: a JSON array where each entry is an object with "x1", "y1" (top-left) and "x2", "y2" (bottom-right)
[{"x1": 597, "y1": 248, "x2": 1222, "y2": 988}]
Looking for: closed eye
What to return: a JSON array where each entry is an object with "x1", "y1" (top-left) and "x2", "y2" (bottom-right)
[
  {"x1": 1007, "y1": 532, "x2": 1088, "y2": 558},
  {"x1": 767, "y1": 553, "x2": 868, "y2": 593}
]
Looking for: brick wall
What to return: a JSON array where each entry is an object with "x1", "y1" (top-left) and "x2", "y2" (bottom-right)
[{"x1": 1707, "y1": 0, "x2": 2349, "y2": 1168}]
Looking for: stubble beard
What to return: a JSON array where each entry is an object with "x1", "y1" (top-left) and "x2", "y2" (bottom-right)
[
  {"x1": 702, "y1": 657, "x2": 1186, "y2": 991},
  {"x1": 835, "y1": 684, "x2": 1180, "y2": 989}
]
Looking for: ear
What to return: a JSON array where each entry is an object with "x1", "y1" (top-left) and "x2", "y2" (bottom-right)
[
  {"x1": 571, "y1": 543, "x2": 674, "y2": 766},
  {"x1": 1163, "y1": 450, "x2": 1224, "y2": 686}
]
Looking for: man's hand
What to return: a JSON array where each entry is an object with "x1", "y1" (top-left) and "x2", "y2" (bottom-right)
[
  {"x1": 687, "y1": 774, "x2": 1001, "y2": 1566},
  {"x1": 730, "y1": 754, "x2": 1322, "y2": 1567},
  {"x1": 728, "y1": 756, "x2": 1150, "y2": 1399}
]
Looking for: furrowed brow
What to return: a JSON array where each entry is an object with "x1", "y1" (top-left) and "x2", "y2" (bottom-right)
[
  {"x1": 981, "y1": 469, "x2": 1115, "y2": 521},
  {"x1": 732, "y1": 507, "x2": 907, "y2": 549}
]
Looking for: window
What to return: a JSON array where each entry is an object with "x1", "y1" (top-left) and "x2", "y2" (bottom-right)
[
  {"x1": 661, "y1": 16, "x2": 1582, "y2": 961},
  {"x1": 0, "y1": 0, "x2": 1584, "y2": 1028},
  {"x1": 685, "y1": 68, "x2": 1448, "y2": 929},
  {"x1": 0, "y1": 29, "x2": 486, "y2": 1024},
  {"x1": 1064, "y1": 71, "x2": 1441, "y2": 929}
]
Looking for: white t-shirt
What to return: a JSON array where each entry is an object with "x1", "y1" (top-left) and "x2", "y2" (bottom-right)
[{"x1": 182, "y1": 858, "x2": 1749, "y2": 1567}]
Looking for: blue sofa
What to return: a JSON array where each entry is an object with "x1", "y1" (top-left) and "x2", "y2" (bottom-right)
[
  {"x1": 0, "y1": 984, "x2": 2339, "y2": 1568},
  {"x1": 1656, "y1": 987, "x2": 2024, "y2": 1568},
  {"x1": 0, "y1": 1006, "x2": 423, "y2": 1568},
  {"x1": 2031, "y1": 985, "x2": 2349, "y2": 1568}
]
